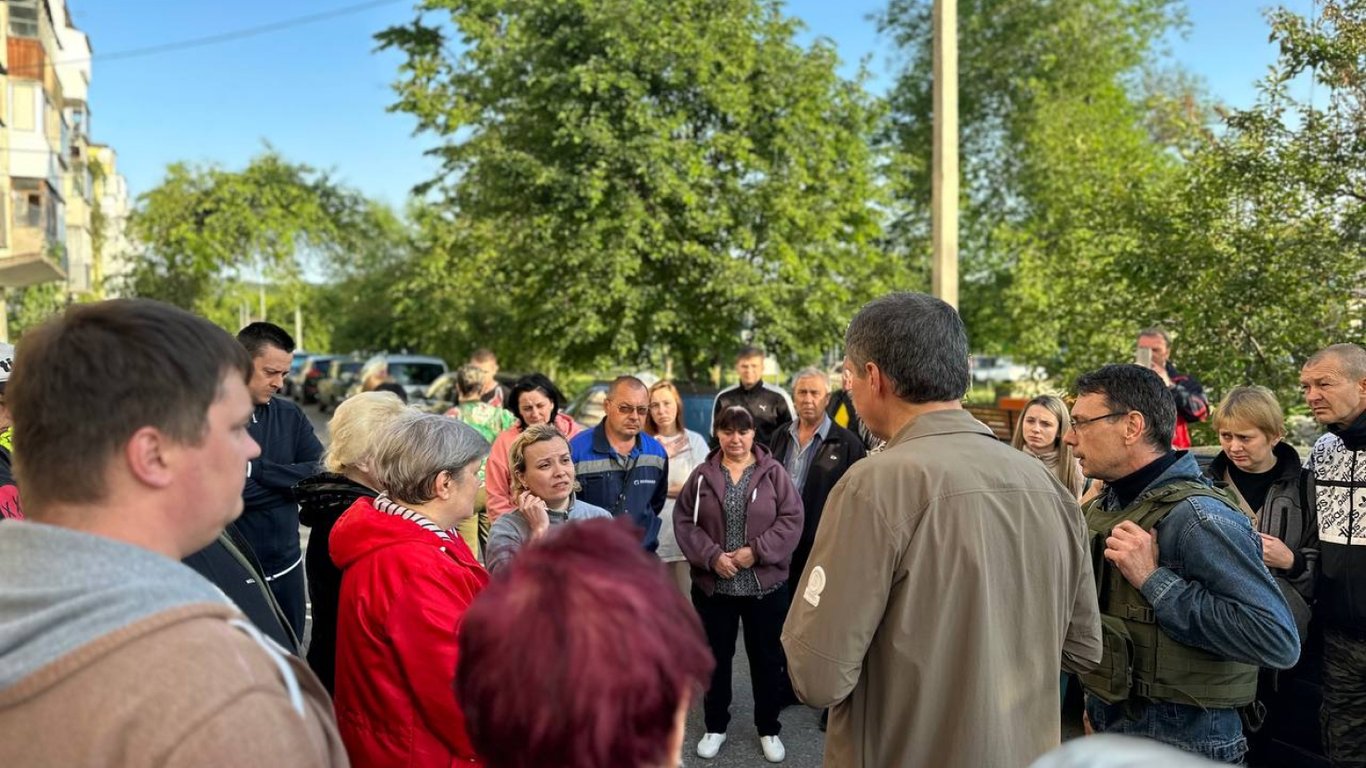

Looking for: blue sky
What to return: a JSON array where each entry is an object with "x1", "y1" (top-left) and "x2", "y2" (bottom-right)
[{"x1": 70, "y1": 0, "x2": 1315, "y2": 210}]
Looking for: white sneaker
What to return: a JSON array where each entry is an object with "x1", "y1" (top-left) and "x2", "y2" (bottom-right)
[
  {"x1": 760, "y1": 735, "x2": 786, "y2": 763},
  {"x1": 695, "y1": 733, "x2": 726, "y2": 759}
]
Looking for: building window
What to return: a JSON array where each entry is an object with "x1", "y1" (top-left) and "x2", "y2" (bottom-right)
[
  {"x1": 11, "y1": 83, "x2": 36, "y2": 132},
  {"x1": 9, "y1": 0, "x2": 40, "y2": 38},
  {"x1": 13, "y1": 180, "x2": 42, "y2": 230}
]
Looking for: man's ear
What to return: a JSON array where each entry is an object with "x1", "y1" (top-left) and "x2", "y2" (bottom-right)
[
  {"x1": 865, "y1": 362, "x2": 884, "y2": 395},
  {"x1": 125, "y1": 426, "x2": 176, "y2": 489},
  {"x1": 1122, "y1": 412, "x2": 1149, "y2": 447}
]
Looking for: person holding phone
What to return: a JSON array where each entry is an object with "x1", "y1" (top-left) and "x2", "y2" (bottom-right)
[
  {"x1": 1137, "y1": 327, "x2": 1210, "y2": 449},
  {"x1": 485, "y1": 423, "x2": 611, "y2": 574}
]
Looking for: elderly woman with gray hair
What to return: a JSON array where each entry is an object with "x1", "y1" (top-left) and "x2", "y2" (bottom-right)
[{"x1": 330, "y1": 412, "x2": 491, "y2": 767}]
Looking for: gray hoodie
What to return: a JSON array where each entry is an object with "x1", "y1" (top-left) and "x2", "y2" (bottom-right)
[
  {"x1": 0, "y1": 521, "x2": 348, "y2": 767},
  {"x1": 0, "y1": 521, "x2": 239, "y2": 690}
]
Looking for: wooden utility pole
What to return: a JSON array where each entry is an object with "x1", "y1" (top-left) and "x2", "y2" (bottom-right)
[{"x1": 931, "y1": 0, "x2": 959, "y2": 308}]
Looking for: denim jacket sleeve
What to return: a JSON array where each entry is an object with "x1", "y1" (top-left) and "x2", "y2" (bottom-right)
[{"x1": 1139, "y1": 497, "x2": 1300, "y2": 670}]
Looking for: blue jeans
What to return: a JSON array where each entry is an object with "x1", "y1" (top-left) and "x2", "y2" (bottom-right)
[{"x1": 1086, "y1": 694, "x2": 1247, "y2": 764}]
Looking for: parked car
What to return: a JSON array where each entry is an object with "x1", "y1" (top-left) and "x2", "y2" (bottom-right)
[
  {"x1": 289, "y1": 355, "x2": 337, "y2": 405},
  {"x1": 317, "y1": 357, "x2": 366, "y2": 413},
  {"x1": 565, "y1": 381, "x2": 609, "y2": 428},
  {"x1": 970, "y1": 355, "x2": 1043, "y2": 383},
  {"x1": 412, "y1": 372, "x2": 459, "y2": 414},
  {"x1": 358, "y1": 354, "x2": 449, "y2": 402},
  {"x1": 282, "y1": 351, "x2": 312, "y2": 400}
]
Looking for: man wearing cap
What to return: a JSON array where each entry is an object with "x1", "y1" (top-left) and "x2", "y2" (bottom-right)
[{"x1": 0, "y1": 342, "x2": 20, "y2": 520}]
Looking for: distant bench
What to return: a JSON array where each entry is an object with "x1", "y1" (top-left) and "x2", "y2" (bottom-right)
[{"x1": 965, "y1": 404, "x2": 1016, "y2": 442}]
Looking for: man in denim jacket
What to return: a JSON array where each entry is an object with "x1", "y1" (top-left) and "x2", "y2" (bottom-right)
[{"x1": 1066, "y1": 364, "x2": 1299, "y2": 763}]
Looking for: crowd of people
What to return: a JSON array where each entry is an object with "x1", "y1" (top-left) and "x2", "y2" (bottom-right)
[{"x1": 0, "y1": 294, "x2": 1362, "y2": 768}]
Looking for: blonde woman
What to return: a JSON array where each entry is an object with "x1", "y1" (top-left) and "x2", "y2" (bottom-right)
[
  {"x1": 1208, "y1": 386, "x2": 1313, "y2": 635},
  {"x1": 645, "y1": 380, "x2": 710, "y2": 595},
  {"x1": 484, "y1": 424, "x2": 611, "y2": 574},
  {"x1": 294, "y1": 390, "x2": 409, "y2": 693},
  {"x1": 1011, "y1": 395, "x2": 1085, "y2": 499}
]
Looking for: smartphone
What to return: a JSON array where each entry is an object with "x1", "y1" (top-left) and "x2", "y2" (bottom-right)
[{"x1": 1135, "y1": 347, "x2": 1153, "y2": 368}]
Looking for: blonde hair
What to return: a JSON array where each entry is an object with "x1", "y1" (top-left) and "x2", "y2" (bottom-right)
[
  {"x1": 1213, "y1": 385, "x2": 1285, "y2": 440},
  {"x1": 509, "y1": 423, "x2": 574, "y2": 498},
  {"x1": 324, "y1": 391, "x2": 409, "y2": 474},
  {"x1": 1011, "y1": 395, "x2": 1081, "y2": 493}
]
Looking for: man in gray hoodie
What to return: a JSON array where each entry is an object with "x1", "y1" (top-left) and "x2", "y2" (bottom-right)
[{"x1": 0, "y1": 300, "x2": 347, "y2": 767}]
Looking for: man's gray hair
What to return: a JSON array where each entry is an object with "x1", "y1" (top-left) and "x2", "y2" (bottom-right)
[
  {"x1": 371, "y1": 411, "x2": 490, "y2": 504},
  {"x1": 790, "y1": 366, "x2": 828, "y2": 390},
  {"x1": 1138, "y1": 326, "x2": 1172, "y2": 347},
  {"x1": 845, "y1": 292, "x2": 969, "y2": 403},
  {"x1": 1307, "y1": 343, "x2": 1366, "y2": 379}
]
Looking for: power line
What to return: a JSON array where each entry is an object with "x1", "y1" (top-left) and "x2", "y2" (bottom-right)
[{"x1": 57, "y1": 0, "x2": 409, "y2": 67}]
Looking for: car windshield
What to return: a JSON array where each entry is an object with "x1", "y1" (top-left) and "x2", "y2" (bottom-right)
[
  {"x1": 290, "y1": 357, "x2": 309, "y2": 374},
  {"x1": 338, "y1": 361, "x2": 364, "y2": 375},
  {"x1": 391, "y1": 363, "x2": 445, "y2": 386}
]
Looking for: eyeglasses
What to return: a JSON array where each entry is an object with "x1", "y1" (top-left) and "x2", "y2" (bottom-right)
[
  {"x1": 610, "y1": 402, "x2": 649, "y2": 417},
  {"x1": 1068, "y1": 411, "x2": 1130, "y2": 433}
]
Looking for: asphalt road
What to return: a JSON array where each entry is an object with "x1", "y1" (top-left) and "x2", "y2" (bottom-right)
[{"x1": 301, "y1": 402, "x2": 1091, "y2": 767}]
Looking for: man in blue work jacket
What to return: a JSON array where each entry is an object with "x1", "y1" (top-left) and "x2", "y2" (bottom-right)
[{"x1": 570, "y1": 376, "x2": 669, "y2": 549}]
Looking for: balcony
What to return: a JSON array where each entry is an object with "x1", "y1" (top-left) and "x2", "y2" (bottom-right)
[{"x1": 0, "y1": 179, "x2": 67, "y2": 287}]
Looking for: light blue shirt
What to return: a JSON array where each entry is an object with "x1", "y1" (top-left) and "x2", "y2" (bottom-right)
[{"x1": 783, "y1": 414, "x2": 831, "y2": 492}]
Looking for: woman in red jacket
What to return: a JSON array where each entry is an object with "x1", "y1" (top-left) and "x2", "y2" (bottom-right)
[
  {"x1": 674, "y1": 406, "x2": 803, "y2": 764},
  {"x1": 331, "y1": 411, "x2": 491, "y2": 767}
]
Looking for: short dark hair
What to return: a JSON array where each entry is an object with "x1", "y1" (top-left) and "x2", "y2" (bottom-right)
[
  {"x1": 736, "y1": 345, "x2": 765, "y2": 362},
  {"x1": 508, "y1": 373, "x2": 567, "y2": 429},
  {"x1": 714, "y1": 405, "x2": 755, "y2": 433},
  {"x1": 845, "y1": 292, "x2": 969, "y2": 403},
  {"x1": 1074, "y1": 364, "x2": 1175, "y2": 450},
  {"x1": 373, "y1": 381, "x2": 409, "y2": 404},
  {"x1": 236, "y1": 321, "x2": 295, "y2": 357},
  {"x1": 11, "y1": 300, "x2": 252, "y2": 514},
  {"x1": 458, "y1": 518, "x2": 713, "y2": 768}
]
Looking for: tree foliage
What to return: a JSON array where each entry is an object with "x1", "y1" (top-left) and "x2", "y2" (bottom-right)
[
  {"x1": 377, "y1": 0, "x2": 903, "y2": 378},
  {"x1": 124, "y1": 151, "x2": 394, "y2": 327},
  {"x1": 883, "y1": 0, "x2": 1363, "y2": 408}
]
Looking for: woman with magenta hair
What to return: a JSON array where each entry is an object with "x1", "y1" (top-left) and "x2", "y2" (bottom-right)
[{"x1": 458, "y1": 518, "x2": 714, "y2": 768}]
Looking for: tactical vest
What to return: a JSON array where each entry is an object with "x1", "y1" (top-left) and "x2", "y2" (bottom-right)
[{"x1": 1080, "y1": 480, "x2": 1259, "y2": 710}]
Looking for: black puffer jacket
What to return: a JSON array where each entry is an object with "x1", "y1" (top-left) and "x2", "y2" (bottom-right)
[{"x1": 294, "y1": 472, "x2": 377, "y2": 694}]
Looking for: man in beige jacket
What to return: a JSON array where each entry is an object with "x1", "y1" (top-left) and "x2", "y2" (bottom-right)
[
  {"x1": 782, "y1": 292, "x2": 1102, "y2": 767},
  {"x1": 0, "y1": 300, "x2": 348, "y2": 767}
]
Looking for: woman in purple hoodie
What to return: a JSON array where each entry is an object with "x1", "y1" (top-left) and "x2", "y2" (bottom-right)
[{"x1": 675, "y1": 405, "x2": 803, "y2": 764}]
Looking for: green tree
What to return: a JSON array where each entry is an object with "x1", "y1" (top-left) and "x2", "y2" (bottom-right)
[
  {"x1": 124, "y1": 151, "x2": 394, "y2": 326},
  {"x1": 377, "y1": 0, "x2": 900, "y2": 378},
  {"x1": 880, "y1": 0, "x2": 1188, "y2": 358},
  {"x1": 1141, "y1": 1, "x2": 1366, "y2": 406}
]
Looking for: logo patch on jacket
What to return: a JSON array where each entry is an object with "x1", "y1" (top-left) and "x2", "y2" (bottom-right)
[{"x1": 804, "y1": 566, "x2": 826, "y2": 607}]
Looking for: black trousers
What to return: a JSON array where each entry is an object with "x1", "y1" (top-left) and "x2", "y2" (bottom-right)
[
  {"x1": 1323, "y1": 628, "x2": 1366, "y2": 768},
  {"x1": 693, "y1": 584, "x2": 788, "y2": 737}
]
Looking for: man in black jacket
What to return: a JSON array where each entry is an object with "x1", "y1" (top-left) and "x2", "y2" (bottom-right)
[
  {"x1": 768, "y1": 367, "x2": 866, "y2": 594},
  {"x1": 236, "y1": 322, "x2": 323, "y2": 639},
  {"x1": 1301, "y1": 343, "x2": 1366, "y2": 768},
  {"x1": 712, "y1": 346, "x2": 794, "y2": 448}
]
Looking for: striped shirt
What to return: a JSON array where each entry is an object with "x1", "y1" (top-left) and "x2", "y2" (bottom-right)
[{"x1": 373, "y1": 493, "x2": 455, "y2": 542}]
